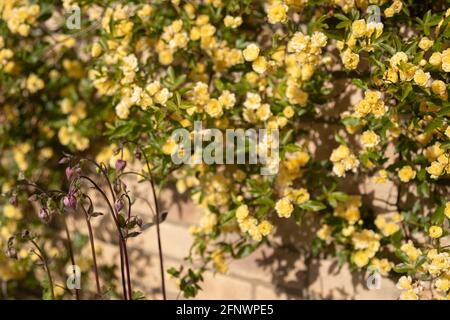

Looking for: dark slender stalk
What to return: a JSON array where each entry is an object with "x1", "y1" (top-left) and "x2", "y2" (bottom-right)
[
  {"x1": 122, "y1": 241, "x2": 133, "y2": 300},
  {"x1": 119, "y1": 239, "x2": 128, "y2": 300},
  {"x1": 79, "y1": 175, "x2": 129, "y2": 299},
  {"x1": 141, "y1": 148, "x2": 166, "y2": 300},
  {"x1": 80, "y1": 200, "x2": 101, "y2": 296},
  {"x1": 61, "y1": 215, "x2": 80, "y2": 300},
  {"x1": 118, "y1": 141, "x2": 168, "y2": 299},
  {"x1": 95, "y1": 164, "x2": 133, "y2": 299},
  {"x1": 30, "y1": 239, "x2": 55, "y2": 300}
]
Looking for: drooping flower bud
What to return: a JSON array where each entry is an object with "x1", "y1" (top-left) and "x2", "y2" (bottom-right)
[
  {"x1": 9, "y1": 195, "x2": 18, "y2": 207},
  {"x1": 135, "y1": 151, "x2": 142, "y2": 160},
  {"x1": 6, "y1": 247, "x2": 17, "y2": 259},
  {"x1": 115, "y1": 199, "x2": 124, "y2": 212},
  {"x1": 38, "y1": 207, "x2": 51, "y2": 223},
  {"x1": 64, "y1": 194, "x2": 77, "y2": 209},
  {"x1": 115, "y1": 159, "x2": 127, "y2": 172},
  {"x1": 66, "y1": 166, "x2": 75, "y2": 180}
]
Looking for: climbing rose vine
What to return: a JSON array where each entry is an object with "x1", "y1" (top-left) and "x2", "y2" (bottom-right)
[{"x1": 0, "y1": 0, "x2": 450, "y2": 300}]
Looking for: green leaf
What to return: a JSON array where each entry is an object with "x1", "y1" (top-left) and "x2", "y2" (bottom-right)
[
  {"x1": 417, "y1": 182, "x2": 430, "y2": 198},
  {"x1": 220, "y1": 210, "x2": 235, "y2": 225},
  {"x1": 400, "y1": 83, "x2": 412, "y2": 102},
  {"x1": 118, "y1": 214, "x2": 127, "y2": 228},
  {"x1": 330, "y1": 192, "x2": 350, "y2": 202},
  {"x1": 300, "y1": 200, "x2": 326, "y2": 212},
  {"x1": 395, "y1": 250, "x2": 410, "y2": 263},
  {"x1": 251, "y1": 196, "x2": 275, "y2": 207},
  {"x1": 431, "y1": 205, "x2": 445, "y2": 225},
  {"x1": 425, "y1": 117, "x2": 444, "y2": 134},
  {"x1": 414, "y1": 255, "x2": 427, "y2": 270},
  {"x1": 394, "y1": 263, "x2": 413, "y2": 273},
  {"x1": 351, "y1": 78, "x2": 368, "y2": 90},
  {"x1": 236, "y1": 244, "x2": 258, "y2": 259},
  {"x1": 131, "y1": 291, "x2": 146, "y2": 300},
  {"x1": 334, "y1": 13, "x2": 350, "y2": 21}
]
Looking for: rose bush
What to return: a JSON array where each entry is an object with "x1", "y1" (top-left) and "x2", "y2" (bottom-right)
[{"x1": 0, "y1": 0, "x2": 450, "y2": 300}]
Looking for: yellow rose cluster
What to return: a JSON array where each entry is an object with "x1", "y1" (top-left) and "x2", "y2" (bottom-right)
[
  {"x1": 330, "y1": 145, "x2": 360, "y2": 177},
  {"x1": 236, "y1": 204, "x2": 273, "y2": 242},
  {"x1": 1, "y1": 0, "x2": 450, "y2": 301}
]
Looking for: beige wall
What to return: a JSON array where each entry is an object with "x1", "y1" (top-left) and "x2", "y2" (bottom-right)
[{"x1": 79, "y1": 182, "x2": 400, "y2": 300}]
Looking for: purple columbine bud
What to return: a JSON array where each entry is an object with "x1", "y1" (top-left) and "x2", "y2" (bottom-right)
[
  {"x1": 115, "y1": 199, "x2": 124, "y2": 212},
  {"x1": 115, "y1": 159, "x2": 127, "y2": 172},
  {"x1": 66, "y1": 166, "x2": 75, "y2": 180},
  {"x1": 135, "y1": 151, "x2": 142, "y2": 160},
  {"x1": 6, "y1": 247, "x2": 17, "y2": 259},
  {"x1": 9, "y1": 195, "x2": 18, "y2": 207},
  {"x1": 64, "y1": 194, "x2": 77, "y2": 209},
  {"x1": 38, "y1": 207, "x2": 51, "y2": 223}
]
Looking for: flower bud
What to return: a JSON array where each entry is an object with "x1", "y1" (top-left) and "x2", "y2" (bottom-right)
[
  {"x1": 115, "y1": 199, "x2": 124, "y2": 212},
  {"x1": 9, "y1": 195, "x2": 18, "y2": 207},
  {"x1": 64, "y1": 194, "x2": 77, "y2": 209},
  {"x1": 66, "y1": 166, "x2": 75, "y2": 180},
  {"x1": 38, "y1": 207, "x2": 51, "y2": 223},
  {"x1": 115, "y1": 159, "x2": 127, "y2": 172},
  {"x1": 135, "y1": 151, "x2": 142, "y2": 160},
  {"x1": 6, "y1": 247, "x2": 17, "y2": 259}
]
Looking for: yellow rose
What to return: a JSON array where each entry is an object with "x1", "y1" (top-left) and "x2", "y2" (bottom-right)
[
  {"x1": 427, "y1": 161, "x2": 444, "y2": 178},
  {"x1": 205, "y1": 99, "x2": 223, "y2": 118},
  {"x1": 351, "y1": 19, "x2": 366, "y2": 38},
  {"x1": 418, "y1": 37, "x2": 434, "y2": 51},
  {"x1": 258, "y1": 220, "x2": 273, "y2": 236},
  {"x1": 361, "y1": 130, "x2": 380, "y2": 149},
  {"x1": 431, "y1": 80, "x2": 446, "y2": 96},
  {"x1": 252, "y1": 56, "x2": 267, "y2": 74},
  {"x1": 429, "y1": 52, "x2": 442, "y2": 66},
  {"x1": 397, "y1": 276, "x2": 413, "y2": 290},
  {"x1": 341, "y1": 49, "x2": 359, "y2": 70},
  {"x1": 162, "y1": 138, "x2": 177, "y2": 155},
  {"x1": 398, "y1": 165, "x2": 416, "y2": 183},
  {"x1": 400, "y1": 290, "x2": 418, "y2": 300},
  {"x1": 445, "y1": 202, "x2": 450, "y2": 219},
  {"x1": 235, "y1": 205, "x2": 249, "y2": 222},
  {"x1": 275, "y1": 197, "x2": 294, "y2": 218},
  {"x1": 91, "y1": 43, "x2": 103, "y2": 58},
  {"x1": 243, "y1": 43, "x2": 260, "y2": 62},
  {"x1": 267, "y1": 2, "x2": 288, "y2": 24},
  {"x1": 413, "y1": 69, "x2": 430, "y2": 87},
  {"x1": 352, "y1": 250, "x2": 370, "y2": 268},
  {"x1": 429, "y1": 226, "x2": 443, "y2": 239}
]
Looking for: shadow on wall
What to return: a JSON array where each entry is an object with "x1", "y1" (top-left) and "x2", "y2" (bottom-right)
[{"x1": 80, "y1": 80, "x2": 400, "y2": 299}]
